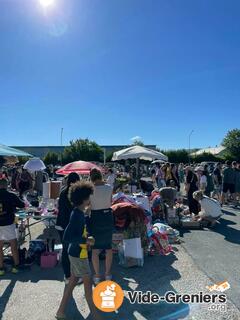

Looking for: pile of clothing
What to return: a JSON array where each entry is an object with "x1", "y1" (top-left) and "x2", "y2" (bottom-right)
[
  {"x1": 153, "y1": 223, "x2": 180, "y2": 244},
  {"x1": 112, "y1": 192, "x2": 180, "y2": 258},
  {"x1": 148, "y1": 223, "x2": 173, "y2": 256},
  {"x1": 112, "y1": 193, "x2": 150, "y2": 253}
]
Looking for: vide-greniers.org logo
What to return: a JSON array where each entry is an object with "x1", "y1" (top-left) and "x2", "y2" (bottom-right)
[
  {"x1": 93, "y1": 281, "x2": 229, "y2": 313},
  {"x1": 127, "y1": 291, "x2": 227, "y2": 305}
]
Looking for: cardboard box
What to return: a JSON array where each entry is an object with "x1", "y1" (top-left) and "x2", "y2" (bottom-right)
[{"x1": 50, "y1": 181, "x2": 62, "y2": 199}]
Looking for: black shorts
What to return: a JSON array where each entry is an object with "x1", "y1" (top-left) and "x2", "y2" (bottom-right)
[
  {"x1": 89, "y1": 209, "x2": 113, "y2": 250},
  {"x1": 222, "y1": 183, "x2": 235, "y2": 194}
]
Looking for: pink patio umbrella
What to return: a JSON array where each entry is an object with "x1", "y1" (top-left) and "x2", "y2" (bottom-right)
[{"x1": 56, "y1": 160, "x2": 104, "y2": 175}]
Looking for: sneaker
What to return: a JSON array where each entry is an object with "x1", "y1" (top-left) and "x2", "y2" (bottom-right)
[
  {"x1": 0, "y1": 269, "x2": 5, "y2": 276},
  {"x1": 12, "y1": 266, "x2": 19, "y2": 274},
  {"x1": 105, "y1": 274, "x2": 112, "y2": 281},
  {"x1": 93, "y1": 276, "x2": 101, "y2": 285}
]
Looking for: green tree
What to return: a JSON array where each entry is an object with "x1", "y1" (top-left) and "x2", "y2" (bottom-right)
[
  {"x1": 222, "y1": 129, "x2": 240, "y2": 160},
  {"x1": 18, "y1": 156, "x2": 31, "y2": 165},
  {"x1": 44, "y1": 152, "x2": 59, "y2": 165},
  {"x1": 62, "y1": 139, "x2": 103, "y2": 164},
  {"x1": 163, "y1": 149, "x2": 189, "y2": 163},
  {"x1": 106, "y1": 152, "x2": 114, "y2": 163},
  {"x1": 221, "y1": 150, "x2": 235, "y2": 162},
  {"x1": 131, "y1": 139, "x2": 144, "y2": 146}
]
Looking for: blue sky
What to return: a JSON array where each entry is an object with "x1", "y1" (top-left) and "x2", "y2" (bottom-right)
[{"x1": 0, "y1": 0, "x2": 240, "y2": 149}]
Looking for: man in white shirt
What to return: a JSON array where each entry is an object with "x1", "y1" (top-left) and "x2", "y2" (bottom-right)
[
  {"x1": 106, "y1": 169, "x2": 116, "y2": 189},
  {"x1": 193, "y1": 191, "x2": 222, "y2": 227}
]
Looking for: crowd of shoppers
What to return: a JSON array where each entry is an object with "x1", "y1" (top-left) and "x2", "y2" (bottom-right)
[
  {"x1": 0, "y1": 159, "x2": 239, "y2": 319},
  {"x1": 151, "y1": 160, "x2": 240, "y2": 214}
]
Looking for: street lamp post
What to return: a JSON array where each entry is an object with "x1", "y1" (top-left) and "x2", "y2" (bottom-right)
[
  {"x1": 60, "y1": 128, "x2": 63, "y2": 165},
  {"x1": 60, "y1": 128, "x2": 63, "y2": 146},
  {"x1": 188, "y1": 130, "x2": 194, "y2": 164}
]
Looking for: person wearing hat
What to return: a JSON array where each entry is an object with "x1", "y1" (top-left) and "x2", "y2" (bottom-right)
[{"x1": 193, "y1": 190, "x2": 222, "y2": 227}]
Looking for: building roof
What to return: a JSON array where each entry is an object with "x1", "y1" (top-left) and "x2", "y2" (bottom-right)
[
  {"x1": 11, "y1": 145, "x2": 157, "y2": 158},
  {"x1": 191, "y1": 146, "x2": 226, "y2": 156}
]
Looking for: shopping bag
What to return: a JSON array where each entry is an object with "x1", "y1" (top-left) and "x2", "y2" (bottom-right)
[
  {"x1": 119, "y1": 238, "x2": 144, "y2": 267},
  {"x1": 123, "y1": 238, "x2": 142, "y2": 259},
  {"x1": 40, "y1": 252, "x2": 58, "y2": 268}
]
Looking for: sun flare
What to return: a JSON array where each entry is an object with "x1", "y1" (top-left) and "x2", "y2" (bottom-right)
[{"x1": 39, "y1": 0, "x2": 55, "y2": 8}]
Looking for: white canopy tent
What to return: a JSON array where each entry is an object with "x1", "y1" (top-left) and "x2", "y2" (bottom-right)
[
  {"x1": 152, "y1": 159, "x2": 167, "y2": 164},
  {"x1": 23, "y1": 158, "x2": 46, "y2": 172},
  {"x1": 112, "y1": 146, "x2": 168, "y2": 162}
]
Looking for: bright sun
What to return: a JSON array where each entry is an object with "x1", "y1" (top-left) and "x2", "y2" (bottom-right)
[{"x1": 39, "y1": 0, "x2": 55, "y2": 8}]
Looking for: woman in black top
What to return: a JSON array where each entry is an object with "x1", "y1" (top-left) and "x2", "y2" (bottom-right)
[
  {"x1": 185, "y1": 167, "x2": 199, "y2": 214},
  {"x1": 56, "y1": 172, "x2": 80, "y2": 281}
]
